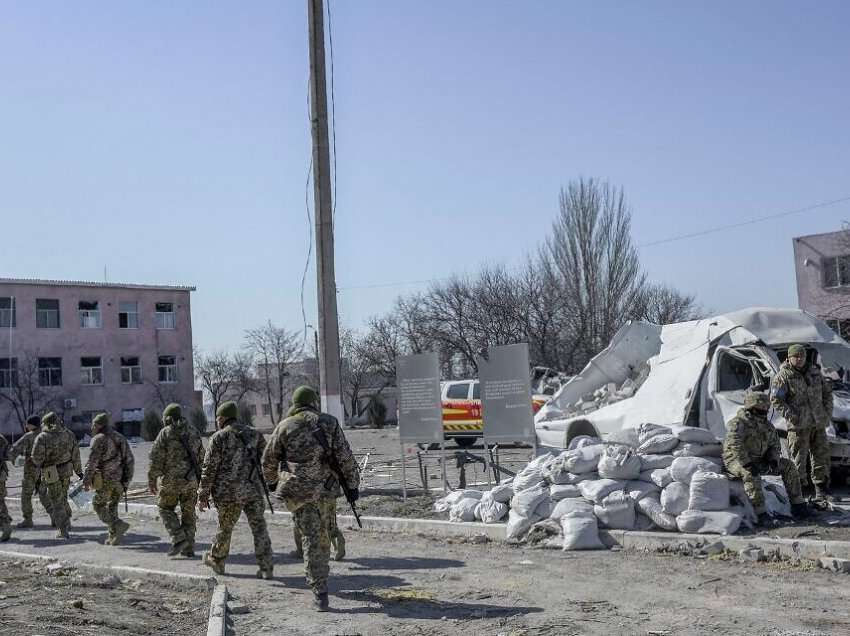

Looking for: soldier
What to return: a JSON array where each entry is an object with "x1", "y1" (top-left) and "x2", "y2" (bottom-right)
[
  {"x1": 262, "y1": 386, "x2": 360, "y2": 611},
  {"x1": 148, "y1": 403, "x2": 204, "y2": 558},
  {"x1": 291, "y1": 498, "x2": 345, "y2": 561},
  {"x1": 31, "y1": 412, "x2": 83, "y2": 539},
  {"x1": 197, "y1": 401, "x2": 273, "y2": 579},
  {"x1": 724, "y1": 389, "x2": 809, "y2": 525},
  {"x1": 770, "y1": 344, "x2": 833, "y2": 502},
  {"x1": 8, "y1": 415, "x2": 47, "y2": 528},
  {"x1": 83, "y1": 413, "x2": 135, "y2": 545},
  {"x1": 0, "y1": 431, "x2": 11, "y2": 541}
]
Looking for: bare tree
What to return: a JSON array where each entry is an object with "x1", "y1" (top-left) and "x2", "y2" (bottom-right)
[
  {"x1": 194, "y1": 350, "x2": 257, "y2": 419},
  {"x1": 631, "y1": 283, "x2": 704, "y2": 325},
  {"x1": 0, "y1": 350, "x2": 64, "y2": 433},
  {"x1": 244, "y1": 321, "x2": 302, "y2": 422},
  {"x1": 340, "y1": 328, "x2": 394, "y2": 422}
]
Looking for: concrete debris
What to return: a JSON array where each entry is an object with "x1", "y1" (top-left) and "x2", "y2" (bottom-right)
[
  {"x1": 738, "y1": 547, "x2": 765, "y2": 562},
  {"x1": 552, "y1": 363, "x2": 651, "y2": 420},
  {"x1": 818, "y1": 557, "x2": 850, "y2": 573}
]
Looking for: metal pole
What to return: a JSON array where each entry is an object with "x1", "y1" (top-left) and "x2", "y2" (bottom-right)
[
  {"x1": 481, "y1": 435, "x2": 493, "y2": 489},
  {"x1": 400, "y1": 441, "x2": 407, "y2": 500},
  {"x1": 307, "y1": 0, "x2": 344, "y2": 423},
  {"x1": 440, "y1": 439, "x2": 448, "y2": 493}
]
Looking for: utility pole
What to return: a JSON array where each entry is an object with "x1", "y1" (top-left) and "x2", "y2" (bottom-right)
[{"x1": 307, "y1": 0, "x2": 344, "y2": 423}]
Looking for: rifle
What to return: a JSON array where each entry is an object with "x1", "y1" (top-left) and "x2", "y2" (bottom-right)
[
  {"x1": 313, "y1": 419, "x2": 361, "y2": 528},
  {"x1": 177, "y1": 431, "x2": 202, "y2": 481},
  {"x1": 239, "y1": 429, "x2": 275, "y2": 514}
]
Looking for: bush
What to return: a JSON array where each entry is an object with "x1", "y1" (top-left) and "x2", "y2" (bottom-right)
[
  {"x1": 188, "y1": 408, "x2": 209, "y2": 436},
  {"x1": 141, "y1": 410, "x2": 163, "y2": 442}
]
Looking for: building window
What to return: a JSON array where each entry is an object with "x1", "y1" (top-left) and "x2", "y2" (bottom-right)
[
  {"x1": 0, "y1": 358, "x2": 17, "y2": 388},
  {"x1": 119, "y1": 302, "x2": 139, "y2": 329},
  {"x1": 120, "y1": 356, "x2": 142, "y2": 384},
  {"x1": 36, "y1": 299, "x2": 60, "y2": 329},
  {"x1": 262, "y1": 403, "x2": 271, "y2": 416},
  {"x1": 826, "y1": 319, "x2": 850, "y2": 341},
  {"x1": 38, "y1": 357, "x2": 62, "y2": 386},
  {"x1": 80, "y1": 357, "x2": 103, "y2": 385},
  {"x1": 78, "y1": 301, "x2": 102, "y2": 329},
  {"x1": 121, "y1": 408, "x2": 144, "y2": 422},
  {"x1": 0, "y1": 297, "x2": 16, "y2": 328},
  {"x1": 155, "y1": 303, "x2": 176, "y2": 330},
  {"x1": 248, "y1": 404, "x2": 258, "y2": 416},
  {"x1": 823, "y1": 256, "x2": 850, "y2": 288},
  {"x1": 79, "y1": 411, "x2": 99, "y2": 426},
  {"x1": 158, "y1": 355, "x2": 177, "y2": 383}
]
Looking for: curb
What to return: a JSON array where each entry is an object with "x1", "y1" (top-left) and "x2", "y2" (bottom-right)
[{"x1": 207, "y1": 583, "x2": 228, "y2": 636}]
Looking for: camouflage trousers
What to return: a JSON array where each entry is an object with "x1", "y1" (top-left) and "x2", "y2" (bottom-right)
[
  {"x1": 42, "y1": 477, "x2": 71, "y2": 533},
  {"x1": 0, "y1": 480, "x2": 10, "y2": 529},
  {"x1": 293, "y1": 497, "x2": 342, "y2": 556},
  {"x1": 727, "y1": 457, "x2": 804, "y2": 514},
  {"x1": 787, "y1": 427, "x2": 830, "y2": 490},
  {"x1": 157, "y1": 481, "x2": 198, "y2": 547},
  {"x1": 293, "y1": 501, "x2": 332, "y2": 594},
  {"x1": 210, "y1": 498, "x2": 273, "y2": 571},
  {"x1": 20, "y1": 471, "x2": 49, "y2": 522},
  {"x1": 93, "y1": 480, "x2": 125, "y2": 540}
]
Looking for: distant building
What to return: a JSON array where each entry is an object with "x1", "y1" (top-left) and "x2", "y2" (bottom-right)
[
  {"x1": 0, "y1": 278, "x2": 197, "y2": 438},
  {"x1": 793, "y1": 230, "x2": 850, "y2": 339}
]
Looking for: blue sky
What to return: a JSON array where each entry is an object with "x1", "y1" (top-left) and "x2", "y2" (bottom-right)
[{"x1": 2, "y1": 1, "x2": 849, "y2": 352}]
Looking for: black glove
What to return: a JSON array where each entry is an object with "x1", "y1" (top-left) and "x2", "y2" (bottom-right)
[
  {"x1": 349, "y1": 488, "x2": 360, "y2": 502},
  {"x1": 742, "y1": 462, "x2": 760, "y2": 477}
]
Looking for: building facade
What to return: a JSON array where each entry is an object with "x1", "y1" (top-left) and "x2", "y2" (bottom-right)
[
  {"x1": 0, "y1": 278, "x2": 197, "y2": 438},
  {"x1": 794, "y1": 230, "x2": 850, "y2": 339}
]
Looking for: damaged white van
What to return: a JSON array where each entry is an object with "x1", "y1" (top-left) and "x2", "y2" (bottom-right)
[{"x1": 535, "y1": 308, "x2": 850, "y2": 474}]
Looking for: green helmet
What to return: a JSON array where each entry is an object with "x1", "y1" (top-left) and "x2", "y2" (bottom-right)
[
  {"x1": 744, "y1": 390, "x2": 770, "y2": 411},
  {"x1": 41, "y1": 412, "x2": 57, "y2": 428},
  {"x1": 92, "y1": 412, "x2": 110, "y2": 432},
  {"x1": 216, "y1": 401, "x2": 239, "y2": 421},
  {"x1": 291, "y1": 385, "x2": 319, "y2": 408},
  {"x1": 163, "y1": 403, "x2": 182, "y2": 422},
  {"x1": 787, "y1": 344, "x2": 806, "y2": 358}
]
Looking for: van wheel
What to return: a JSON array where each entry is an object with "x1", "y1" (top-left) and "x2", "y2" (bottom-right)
[{"x1": 454, "y1": 437, "x2": 477, "y2": 449}]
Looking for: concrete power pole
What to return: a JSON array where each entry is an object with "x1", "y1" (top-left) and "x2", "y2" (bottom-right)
[{"x1": 307, "y1": 0, "x2": 345, "y2": 423}]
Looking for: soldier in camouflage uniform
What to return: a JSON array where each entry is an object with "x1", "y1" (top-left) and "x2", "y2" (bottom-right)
[
  {"x1": 770, "y1": 343, "x2": 833, "y2": 501},
  {"x1": 31, "y1": 412, "x2": 83, "y2": 539},
  {"x1": 197, "y1": 401, "x2": 273, "y2": 578},
  {"x1": 724, "y1": 389, "x2": 809, "y2": 524},
  {"x1": 8, "y1": 415, "x2": 48, "y2": 528},
  {"x1": 0, "y1": 432, "x2": 11, "y2": 541},
  {"x1": 262, "y1": 386, "x2": 360, "y2": 611},
  {"x1": 291, "y1": 497, "x2": 345, "y2": 561},
  {"x1": 149, "y1": 403, "x2": 204, "y2": 557},
  {"x1": 83, "y1": 413, "x2": 135, "y2": 545}
]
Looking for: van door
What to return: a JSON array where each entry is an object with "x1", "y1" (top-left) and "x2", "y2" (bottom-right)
[{"x1": 702, "y1": 346, "x2": 772, "y2": 439}]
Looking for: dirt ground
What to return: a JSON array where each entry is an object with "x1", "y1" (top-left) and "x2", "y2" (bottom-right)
[{"x1": 0, "y1": 558, "x2": 209, "y2": 636}]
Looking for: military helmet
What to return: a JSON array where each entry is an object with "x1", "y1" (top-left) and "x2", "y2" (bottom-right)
[
  {"x1": 163, "y1": 403, "x2": 182, "y2": 422},
  {"x1": 41, "y1": 412, "x2": 58, "y2": 427},
  {"x1": 216, "y1": 401, "x2": 239, "y2": 421},
  {"x1": 744, "y1": 390, "x2": 770, "y2": 410},
  {"x1": 92, "y1": 412, "x2": 110, "y2": 432},
  {"x1": 26, "y1": 415, "x2": 41, "y2": 428},
  {"x1": 291, "y1": 385, "x2": 319, "y2": 408},
  {"x1": 787, "y1": 344, "x2": 807, "y2": 358}
]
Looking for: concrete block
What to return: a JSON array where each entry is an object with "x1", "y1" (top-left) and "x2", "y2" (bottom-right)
[{"x1": 819, "y1": 557, "x2": 850, "y2": 573}]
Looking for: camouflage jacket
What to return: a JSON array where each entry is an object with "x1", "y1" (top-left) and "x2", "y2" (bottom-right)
[
  {"x1": 770, "y1": 361, "x2": 833, "y2": 430},
  {"x1": 31, "y1": 421, "x2": 82, "y2": 480},
  {"x1": 198, "y1": 420, "x2": 266, "y2": 505},
  {"x1": 9, "y1": 430, "x2": 39, "y2": 477},
  {"x1": 83, "y1": 429, "x2": 135, "y2": 486},
  {"x1": 723, "y1": 408, "x2": 781, "y2": 470},
  {"x1": 261, "y1": 406, "x2": 360, "y2": 507},
  {"x1": 0, "y1": 434, "x2": 8, "y2": 482},
  {"x1": 149, "y1": 419, "x2": 204, "y2": 487}
]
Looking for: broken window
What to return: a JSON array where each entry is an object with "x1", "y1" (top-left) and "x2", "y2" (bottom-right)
[
  {"x1": 38, "y1": 357, "x2": 62, "y2": 386},
  {"x1": 823, "y1": 255, "x2": 850, "y2": 288},
  {"x1": 120, "y1": 356, "x2": 142, "y2": 384},
  {"x1": 78, "y1": 301, "x2": 101, "y2": 329},
  {"x1": 0, "y1": 297, "x2": 16, "y2": 328},
  {"x1": 158, "y1": 355, "x2": 177, "y2": 383},
  {"x1": 36, "y1": 299, "x2": 60, "y2": 329},
  {"x1": 0, "y1": 358, "x2": 17, "y2": 388},
  {"x1": 119, "y1": 301, "x2": 139, "y2": 329},
  {"x1": 80, "y1": 356, "x2": 103, "y2": 385},
  {"x1": 446, "y1": 382, "x2": 471, "y2": 400},
  {"x1": 155, "y1": 303, "x2": 175, "y2": 330}
]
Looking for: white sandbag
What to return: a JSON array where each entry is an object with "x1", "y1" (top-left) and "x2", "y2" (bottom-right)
[
  {"x1": 605, "y1": 428, "x2": 640, "y2": 448},
  {"x1": 676, "y1": 510, "x2": 742, "y2": 535},
  {"x1": 489, "y1": 483, "x2": 514, "y2": 503},
  {"x1": 729, "y1": 480, "x2": 757, "y2": 525},
  {"x1": 688, "y1": 471, "x2": 730, "y2": 511},
  {"x1": 513, "y1": 466, "x2": 546, "y2": 492},
  {"x1": 449, "y1": 498, "x2": 479, "y2": 522},
  {"x1": 594, "y1": 491, "x2": 636, "y2": 530},
  {"x1": 550, "y1": 498, "x2": 594, "y2": 520},
  {"x1": 670, "y1": 425, "x2": 720, "y2": 444},
  {"x1": 535, "y1": 498, "x2": 554, "y2": 519},
  {"x1": 478, "y1": 497, "x2": 509, "y2": 524},
  {"x1": 510, "y1": 483, "x2": 549, "y2": 517},
  {"x1": 763, "y1": 477, "x2": 792, "y2": 518},
  {"x1": 506, "y1": 510, "x2": 540, "y2": 540},
  {"x1": 541, "y1": 452, "x2": 574, "y2": 484},
  {"x1": 673, "y1": 443, "x2": 723, "y2": 458},
  {"x1": 638, "y1": 434, "x2": 679, "y2": 455},
  {"x1": 569, "y1": 435, "x2": 603, "y2": 449},
  {"x1": 550, "y1": 484, "x2": 582, "y2": 501},
  {"x1": 561, "y1": 510, "x2": 605, "y2": 551},
  {"x1": 728, "y1": 505, "x2": 755, "y2": 530},
  {"x1": 670, "y1": 456, "x2": 722, "y2": 485},
  {"x1": 641, "y1": 468, "x2": 673, "y2": 489},
  {"x1": 635, "y1": 512, "x2": 656, "y2": 531},
  {"x1": 434, "y1": 489, "x2": 471, "y2": 512},
  {"x1": 661, "y1": 482, "x2": 690, "y2": 516},
  {"x1": 597, "y1": 445, "x2": 641, "y2": 480},
  {"x1": 579, "y1": 479, "x2": 627, "y2": 504},
  {"x1": 627, "y1": 480, "x2": 660, "y2": 502},
  {"x1": 636, "y1": 495, "x2": 678, "y2": 531},
  {"x1": 527, "y1": 451, "x2": 557, "y2": 470},
  {"x1": 565, "y1": 444, "x2": 605, "y2": 474},
  {"x1": 638, "y1": 423, "x2": 672, "y2": 444},
  {"x1": 639, "y1": 454, "x2": 675, "y2": 471}
]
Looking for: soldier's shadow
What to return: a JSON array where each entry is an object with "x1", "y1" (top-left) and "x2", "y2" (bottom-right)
[
  {"x1": 345, "y1": 556, "x2": 465, "y2": 571},
  {"x1": 265, "y1": 573, "x2": 410, "y2": 590},
  {"x1": 331, "y1": 589, "x2": 544, "y2": 620}
]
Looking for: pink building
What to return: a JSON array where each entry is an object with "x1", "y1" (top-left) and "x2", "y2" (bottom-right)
[
  {"x1": 793, "y1": 231, "x2": 850, "y2": 339},
  {"x1": 0, "y1": 278, "x2": 197, "y2": 438}
]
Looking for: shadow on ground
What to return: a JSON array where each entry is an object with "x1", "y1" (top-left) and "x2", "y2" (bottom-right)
[{"x1": 345, "y1": 556, "x2": 465, "y2": 571}]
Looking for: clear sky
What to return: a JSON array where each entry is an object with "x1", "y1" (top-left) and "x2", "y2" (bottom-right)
[{"x1": 2, "y1": 1, "x2": 849, "y2": 352}]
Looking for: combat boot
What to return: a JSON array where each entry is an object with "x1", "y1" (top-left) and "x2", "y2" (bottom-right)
[
  {"x1": 203, "y1": 551, "x2": 225, "y2": 575},
  {"x1": 0, "y1": 524, "x2": 11, "y2": 542},
  {"x1": 333, "y1": 534, "x2": 346, "y2": 561},
  {"x1": 756, "y1": 512, "x2": 777, "y2": 527},
  {"x1": 312, "y1": 592, "x2": 329, "y2": 612},
  {"x1": 112, "y1": 520, "x2": 130, "y2": 545},
  {"x1": 287, "y1": 548, "x2": 304, "y2": 560},
  {"x1": 181, "y1": 545, "x2": 196, "y2": 558},
  {"x1": 256, "y1": 568, "x2": 274, "y2": 580},
  {"x1": 791, "y1": 502, "x2": 811, "y2": 520},
  {"x1": 168, "y1": 539, "x2": 191, "y2": 557},
  {"x1": 56, "y1": 527, "x2": 70, "y2": 540},
  {"x1": 17, "y1": 518, "x2": 34, "y2": 529}
]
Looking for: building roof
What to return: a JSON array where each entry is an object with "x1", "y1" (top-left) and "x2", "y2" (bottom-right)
[
  {"x1": 794, "y1": 229, "x2": 848, "y2": 242},
  {"x1": 0, "y1": 277, "x2": 196, "y2": 292}
]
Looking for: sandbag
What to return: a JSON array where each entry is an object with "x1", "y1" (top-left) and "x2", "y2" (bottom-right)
[
  {"x1": 594, "y1": 491, "x2": 636, "y2": 530},
  {"x1": 579, "y1": 479, "x2": 627, "y2": 504},
  {"x1": 535, "y1": 498, "x2": 554, "y2": 519},
  {"x1": 550, "y1": 498, "x2": 594, "y2": 520},
  {"x1": 763, "y1": 477, "x2": 792, "y2": 518},
  {"x1": 510, "y1": 483, "x2": 549, "y2": 517},
  {"x1": 636, "y1": 495, "x2": 678, "y2": 531},
  {"x1": 669, "y1": 456, "x2": 722, "y2": 484},
  {"x1": 688, "y1": 471, "x2": 730, "y2": 511},
  {"x1": 729, "y1": 480, "x2": 757, "y2": 525},
  {"x1": 638, "y1": 434, "x2": 679, "y2": 455},
  {"x1": 660, "y1": 481, "x2": 690, "y2": 516},
  {"x1": 528, "y1": 451, "x2": 557, "y2": 469},
  {"x1": 550, "y1": 484, "x2": 582, "y2": 501},
  {"x1": 597, "y1": 445, "x2": 641, "y2": 480},
  {"x1": 565, "y1": 444, "x2": 605, "y2": 474},
  {"x1": 606, "y1": 428, "x2": 640, "y2": 448},
  {"x1": 676, "y1": 510, "x2": 742, "y2": 535},
  {"x1": 541, "y1": 452, "x2": 575, "y2": 484},
  {"x1": 639, "y1": 454, "x2": 675, "y2": 471},
  {"x1": 670, "y1": 425, "x2": 720, "y2": 444},
  {"x1": 635, "y1": 512, "x2": 656, "y2": 531},
  {"x1": 434, "y1": 489, "x2": 473, "y2": 512},
  {"x1": 449, "y1": 497, "x2": 479, "y2": 522},
  {"x1": 489, "y1": 483, "x2": 514, "y2": 503},
  {"x1": 640, "y1": 468, "x2": 673, "y2": 489},
  {"x1": 627, "y1": 480, "x2": 660, "y2": 502},
  {"x1": 477, "y1": 496, "x2": 509, "y2": 524},
  {"x1": 506, "y1": 510, "x2": 539, "y2": 540},
  {"x1": 513, "y1": 466, "x2": 546, "y2": 492},
  {"x1": 561, "y1": 510, "x2": 605, "y2": 551},
  {"x1": 569, "y1": 435, "x2": 602, "y2": 449},
  {"x1": 638, "y1": 423, "x2": 672, "y2": 444},
  {"x1": 673, "y1": 443, "x2": 723, "y2": 458}
]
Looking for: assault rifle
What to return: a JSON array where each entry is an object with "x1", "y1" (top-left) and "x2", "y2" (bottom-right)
[
  {"x1": 313, "y1": 418, "x2": 361, "y2": 528},
  {"x1": 239, "y1": 429, "x2": 275, "y2": 514},
  {"x1": 177, "y1": 431, "x2": 202, "y2": 481}
]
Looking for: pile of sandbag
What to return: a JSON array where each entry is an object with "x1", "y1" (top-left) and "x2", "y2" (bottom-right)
[{"x1": 433, "y1": 422, "x2": 789, "y2": 549}]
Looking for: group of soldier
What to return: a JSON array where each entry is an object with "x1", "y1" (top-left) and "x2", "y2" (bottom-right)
[{"x1": 0, "y1": 384, "x2": 359, "y2": 612}]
